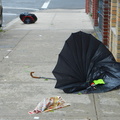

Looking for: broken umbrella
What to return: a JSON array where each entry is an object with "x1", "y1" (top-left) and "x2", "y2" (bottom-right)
[{"x1": 52, "y1": 31, "x2": 120, "y2": 93}]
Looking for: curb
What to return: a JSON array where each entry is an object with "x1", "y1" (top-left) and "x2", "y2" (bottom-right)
[{"x1": 3, "y1": 17, "x2": 19, "y2": 30}]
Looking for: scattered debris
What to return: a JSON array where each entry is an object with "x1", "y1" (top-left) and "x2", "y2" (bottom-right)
[
  {"x1": 34, "y1": 117, "x2": 40, "y2": 119},
  {"x1": 39, "y1": 35, "x2": 42, "y2": 37},
  {"x1": 4, "y1": 56, "x2": 9, "y2": 59},
  {"x1": 28, "y1": 96, "x2": 70, "y2": 114},
  {"x1": 7, "y1": 49, "x2": 12, "y2": 52}
]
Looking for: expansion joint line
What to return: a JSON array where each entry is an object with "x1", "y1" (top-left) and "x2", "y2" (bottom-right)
[
  {"x1": 93, "y1": 94, "x2": 99, "y2": 120},
  {"x1": 1, "y1": 30, "x2": 31, "y2": 62}
]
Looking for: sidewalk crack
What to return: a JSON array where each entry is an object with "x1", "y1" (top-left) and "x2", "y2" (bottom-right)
[{"x1": 93, "y1": 94, "x2": 99, "y2": 120}]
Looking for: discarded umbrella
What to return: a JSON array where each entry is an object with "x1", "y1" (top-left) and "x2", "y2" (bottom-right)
[
  {"x1": 19, "y1": 12, "x2": 37, "y2": 24},
  {"x1": 52, "y1": 31, "x2": 120, "y2": 93}
]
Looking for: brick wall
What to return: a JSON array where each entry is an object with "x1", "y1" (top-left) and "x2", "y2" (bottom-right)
[
  {"x1": 85, "y1": 0, "x2": 111, "y2": 46},
  {"x1": 102, "y1": 0, "x2": 111, "y2": 45},
  {"x1": 109, "y1": 0, "x2": 117, "y2": 51},
  {"x1": 85, "y1": 0, "x2": 98, "y2": 26},
  {"x1": 92, "y1": 0, "x2": 98, "y2": 26},
  {"x1": 85, "y1": 0, "x2": 120, "y2": 61},
  {"x1": 86, "y1": 0, "x2": 90, "y2": 13},
  {"x1": 107, "y1": 0, "x2": 111, "y2": 45},
  {"x1": 116, "y1": 0, "x2": 120, "y2": 61},
  {"x1": 109, "y1": 0, "x2": 120, "y2": 62}
]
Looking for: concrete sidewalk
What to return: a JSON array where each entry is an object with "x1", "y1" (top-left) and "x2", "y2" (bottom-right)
[{"x1": 0, "y1": 9, "x2": 120, "y2": 120}]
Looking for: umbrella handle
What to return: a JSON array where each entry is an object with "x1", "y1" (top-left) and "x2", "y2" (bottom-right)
[
  {"x1": 30, "y1": 72, "x2": 56, "y2": 80},
  {"x1": 30, "y1": 72, "x2": 40, "y2": 78}
]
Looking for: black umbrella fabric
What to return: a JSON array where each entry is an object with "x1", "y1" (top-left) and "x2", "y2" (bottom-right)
[
  {"x1": 20, "y1": 12, "x2": 37, "y2": 24},
  {"x1": 52, "y1": 31, "x2": 120, "y2": 94}
]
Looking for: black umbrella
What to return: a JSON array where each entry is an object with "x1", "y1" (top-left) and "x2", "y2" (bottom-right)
[
  {"x1": 20, "y1": 12, "x2": 37, "y2": 24},
  {"x1": 52, "y1": 31, "x2": 120, "y2": 93}
]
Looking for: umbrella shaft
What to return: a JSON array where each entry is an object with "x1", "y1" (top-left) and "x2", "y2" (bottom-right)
[{"x1": 40, "y1": 77, "x2": 56, "y2": 80}]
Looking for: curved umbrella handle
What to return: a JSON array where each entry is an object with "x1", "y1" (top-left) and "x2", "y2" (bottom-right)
[
  {"x1": 30, "y1": 72, "x2": 40, "y2": 78},
  {"x1": 30, "y1": 72, "x2": 56, "y2": 80}
]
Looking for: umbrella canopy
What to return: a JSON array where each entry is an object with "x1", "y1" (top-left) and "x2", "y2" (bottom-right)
[
  {"x1": 52, "y1": 31, "x2": 120, "y2": 93},
  {"x1": 20, "y1": 12, "x2": 37, "y2": 24}
]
